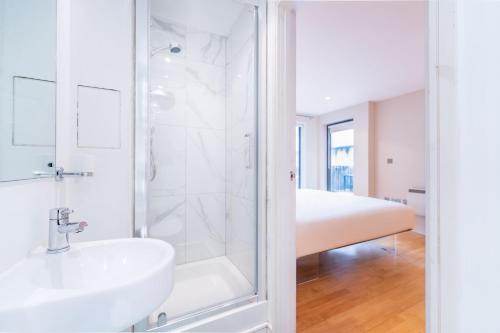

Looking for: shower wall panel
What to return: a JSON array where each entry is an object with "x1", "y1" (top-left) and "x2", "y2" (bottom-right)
[
  {"x1": 225, "y1": 8, "x2": 258, "y2": 287},
  {"x1": 149, "y1": 16, "x2": 227, "y2": 265}
]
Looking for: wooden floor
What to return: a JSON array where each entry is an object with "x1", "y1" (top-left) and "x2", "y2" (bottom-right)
[{"x1": 297, "y1": 231, "x2": 425, "y2": 333}]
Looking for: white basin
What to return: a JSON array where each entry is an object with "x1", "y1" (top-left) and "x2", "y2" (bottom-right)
[{"x1": 0, "y1": 238, "x2": 175, "y2": 332}]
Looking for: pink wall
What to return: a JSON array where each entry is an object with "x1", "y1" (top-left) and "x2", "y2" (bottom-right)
[
  {"x1": 317, "y1": 102, "x2": 375, "y2": 196},
  {"x1": 374, "y1": 90, "x2": 425, "y2": 200},
  {"x1": 298, "y1": 90, "x2": 425, "y2": 203}
]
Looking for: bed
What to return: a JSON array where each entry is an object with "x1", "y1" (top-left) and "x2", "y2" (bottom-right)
[{"x1": 296, "y1": 189, "x2": 416, "y2": 258}]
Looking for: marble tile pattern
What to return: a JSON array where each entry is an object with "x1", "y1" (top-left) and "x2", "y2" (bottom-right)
[
  {"x1": 225, "y1": 8, "x2": 259, "y2": 288},
  {"x1": 149, "y1": 16, "x2": 227, "y2": 264},
  {"x1": 148, "y1": 9, "x2": 259, "y2": 284}
]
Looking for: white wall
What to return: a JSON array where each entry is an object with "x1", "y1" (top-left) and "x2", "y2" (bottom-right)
[
  {"x1": 0, "y1": 180, "x2": 55, "y2": 272},
  {"x1": 57, "y1": 0, "x2": 134, "y2": 242},
  {"x1": 317, "y1": 102, "x2": 375, "y2": 196},
  {"x1": 296, "y1": 115, "x2": 320, "y2": 189},
  {"x1": 374, "y1": 90, "x2": 425, "y2": 200},
  {"x1": 435, "y1": 1, "x2": 500, "y2": 332}
]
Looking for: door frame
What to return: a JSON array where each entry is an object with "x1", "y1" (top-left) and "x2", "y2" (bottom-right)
[
  {"x1": 273, "y1": 1, "x2": 447, "y2": 332},
  {"x1": 267, "y1": 0, "x2": 297, "y2": 332},
  {"x1": 426, "y1": 1, "x2": 441, "y2": 331},
  {"x1": 134, "y1": 0, "x2": 274, "y2": 331}
]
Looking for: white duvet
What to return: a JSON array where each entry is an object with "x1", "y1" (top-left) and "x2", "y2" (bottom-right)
[{"x1": 296, "y1": 189, "x2": 416, "y2": 258}]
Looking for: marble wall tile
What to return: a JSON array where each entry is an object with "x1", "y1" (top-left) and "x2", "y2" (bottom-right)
[
  {"x1": 150, "y1": 37, "x2": 188, "y2": 127},
  {"x1": 226, "y1": 197, "x2": 256, "y2": 285},
  {"x1": 227, "y1": 138, "x2": 257, "y2": 201},
  {"x1": 150, "y1": 55, "x2": 187, "y2": 89},
  {"x1": 149, "y1": 194, "x2": 187, "y2": 264},
  {"x1": 187, "y1": 27, "x2": 226, "y2": 67},
  {"x1": 186, "y1": 193, "x2": 226, "y2": 262},
  {"x1": 150, "y1": 125, "x2": 186, "y2": 196},
  {"x1": 149, "y1": 15, "x2": 233, "y2": 265},
  {"x1": 226, "y1": 8, "x2": 256, "y2": 61},
  {"x1": 227, "y1": 39, "x2": 255, "y2": 131},
  {"x1": 186, "y1": 128, "x2": 226, "y2": 195},
  {"x1": 150, "y1": 86, "x2": 186, "y2": 126},
  {"x1": 186, "y1": 62, "x2": 225, "y2": 96},
  {"x1": 186, "y1": 63, "x2": 225, "y2": 130},
  {"x1": 226, "y1": 12, "x2": 258, "y2": 286},
  {"x1": 227, "y1": 38, "x2": 257, "y2": 201},
  {"x1": 150, "y1": 16, "x2": 186, "y2": 60}
]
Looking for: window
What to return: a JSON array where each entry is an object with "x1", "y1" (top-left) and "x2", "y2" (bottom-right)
[
  {"x1": 327, "y1": 120, "x2": 354, "y2": 192},
  {"x1": 296, "y1": 124, "x2": 303, "y2": 189}
]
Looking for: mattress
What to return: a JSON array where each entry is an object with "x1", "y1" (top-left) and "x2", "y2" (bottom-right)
[{"x1": 296, "y1": 189, "x2": 416, "y2": 258}]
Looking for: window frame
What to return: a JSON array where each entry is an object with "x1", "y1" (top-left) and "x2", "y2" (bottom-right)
[{"x1": 326, "y1": 119, "x2": 354, "y2": 192}]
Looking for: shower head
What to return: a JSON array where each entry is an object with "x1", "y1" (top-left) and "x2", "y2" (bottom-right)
[
  {"x1": 151, "y1": 42, "x2": 182, "y2": 56},
  {"x1": 169, "y1": 43, "x2": 181, "y2": 54}
]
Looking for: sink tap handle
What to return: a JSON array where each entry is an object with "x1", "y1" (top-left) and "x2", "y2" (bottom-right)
[
  {"x1": 76, "y1": 221, "x2": 88, "y2": 233},
  {"x1": 58, "y1": 221, "x2": 88, "y2": 234}
]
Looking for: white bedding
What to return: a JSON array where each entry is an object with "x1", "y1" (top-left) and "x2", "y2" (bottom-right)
[{"x1": 296, "y1": 189, "x2": 416, "y2": 258}]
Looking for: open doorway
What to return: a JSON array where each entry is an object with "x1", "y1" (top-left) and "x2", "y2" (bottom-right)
[{"x1": 294, "y1": 1, "x2": 426, "y2": 331}]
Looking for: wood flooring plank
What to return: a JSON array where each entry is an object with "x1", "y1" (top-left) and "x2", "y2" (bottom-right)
[{"x1": 297, "y1": 232, "x2": 425, "y2": 333}]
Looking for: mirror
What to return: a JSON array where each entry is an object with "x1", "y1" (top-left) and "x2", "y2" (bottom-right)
[{"x1": 0, "y1": 0, "x2": 57, "y2": 182}]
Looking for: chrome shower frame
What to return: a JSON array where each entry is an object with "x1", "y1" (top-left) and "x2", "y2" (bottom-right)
[{"x1": 133, "y1": 0, "x2": 268, "y2": 330}]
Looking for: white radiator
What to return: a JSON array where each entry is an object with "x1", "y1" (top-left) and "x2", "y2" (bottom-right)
[{"x1": 407, "y1": 188, "x2": 425, "y2": 217}]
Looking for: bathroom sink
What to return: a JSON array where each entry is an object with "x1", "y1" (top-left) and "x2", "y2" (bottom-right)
[{"x1": 0, "y1": 238, "x2": 175, "y2": 332}]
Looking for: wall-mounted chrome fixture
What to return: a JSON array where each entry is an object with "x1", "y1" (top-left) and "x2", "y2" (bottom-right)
[
  {"x1": 151, "y1": 42, "x2": 182, "y2": 56},
  {"x1": 33, "y1": 166, "x2": 93, "y2": 181}
]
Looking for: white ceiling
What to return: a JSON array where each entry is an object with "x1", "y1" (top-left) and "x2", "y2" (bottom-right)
[{"x1": 296, "y1": 1, "x2": 426, "y2": 116}]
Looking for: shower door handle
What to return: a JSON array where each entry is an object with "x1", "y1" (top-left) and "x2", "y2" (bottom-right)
[{"x1": 149, "y1": 127, "x2": 157, "y2": 181}]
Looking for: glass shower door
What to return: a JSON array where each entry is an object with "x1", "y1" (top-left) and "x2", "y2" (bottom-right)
[{"x1": 136, "y1": 0, "x2": 260, "y2": 329}]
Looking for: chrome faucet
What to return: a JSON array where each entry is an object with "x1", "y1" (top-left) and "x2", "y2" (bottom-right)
[{"x1": 47, "y1": 208, "x2": 88, "y2": 254}]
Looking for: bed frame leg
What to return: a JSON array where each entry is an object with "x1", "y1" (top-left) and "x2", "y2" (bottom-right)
[
  {"x1": 381, "y1": 235, "x2": 399, "y2": 256},
  {"x1": 297, "y1": 253, "x2": 320, "y2": 284},
  {"x1": 390, "y1": 234, "x2": 399, "y2": 256}
]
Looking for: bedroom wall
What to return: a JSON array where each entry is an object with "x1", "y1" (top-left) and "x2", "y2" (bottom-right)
[
  {"x1": 297, "y1": 91, "x2": 425, "y2": 208},
  {"x1": 317, "y1": 102, "x2": 375, "y2": 196},
  {"x1": 374, "y1": 90, "x2": 425, "y2": 200},
  {"x1": 373, "y1": 90, "x2": 425, "y2": 234},
  {"x1": 296, "y1": 115, "x2": 320, "y2": 189}
]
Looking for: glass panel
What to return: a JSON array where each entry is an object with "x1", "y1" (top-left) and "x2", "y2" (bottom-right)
[
  {"x1": 0, "y1": 0, "x2": 57, "y2": 182},
  {"x1": 327, "y1": 124, "x2": 354, "y2": 192},
  {"x1": 146, "y1": 0, "x2": 258, "y2": 327}
]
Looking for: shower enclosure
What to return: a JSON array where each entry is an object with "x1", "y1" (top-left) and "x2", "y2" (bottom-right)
[{"x1": 135, "y1": 0, "x2": 264, "y2": 330}]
